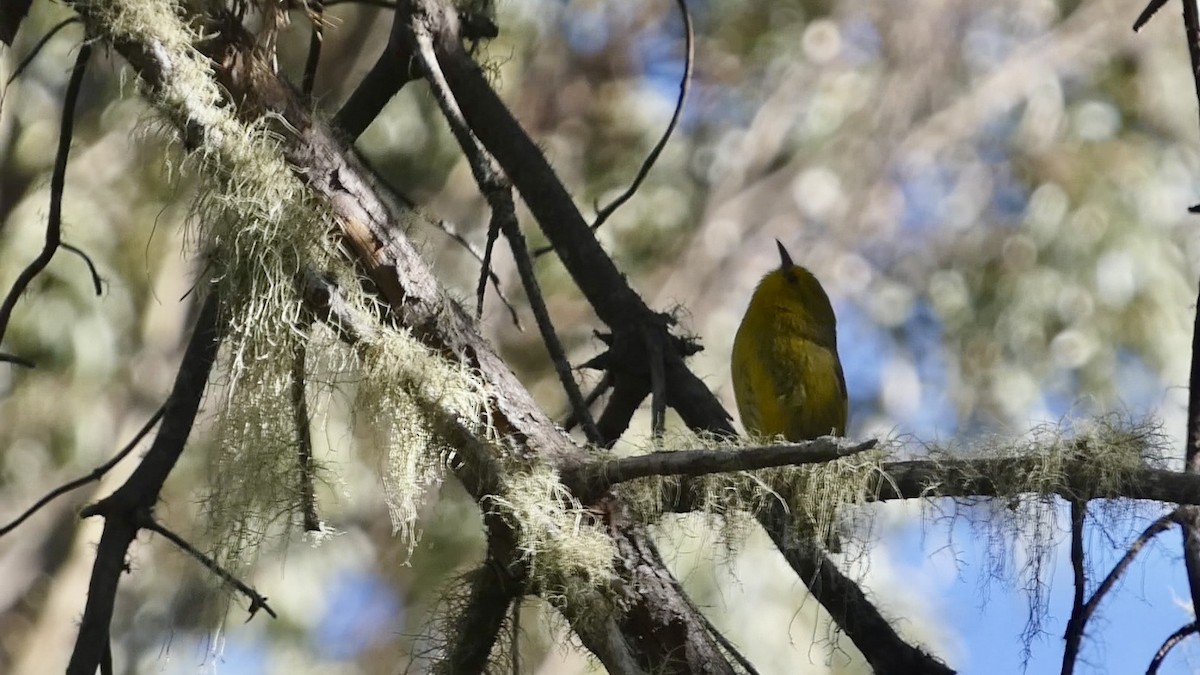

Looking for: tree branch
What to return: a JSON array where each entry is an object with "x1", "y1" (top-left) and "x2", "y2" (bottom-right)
[
  {"x1": 1061, "y1": 500, "x2": 1087, "y2": 675},
  {"x1": 142, "y1": 518, "x2": 276, "y2": 619},
  {"x1": 1077, "y1": 513, "x2": 1175, "y2": 647},
  {"x1": 0, "y1": 405, "x2": 165, "y2": 538},
  {"x1": 563, "y1": 437, "x2": 877, "y2": 501},
  {"x1": 761, "y1": 500, "x2": 954, "y2": 675},
  {"x1": 651, "y1": 456, "x2": 1200, "y2": 513},
  {"x1": 434, "y1": 562, "x2": 520, "y2": 675},
  {"x1": 407, "y1": 13, "x2": 600, "y2": 443},
  {"x1": 1175, "y1": 0, "x2": 1200, "y2": 642},
  {"x1": 67, "y1": 293, "x2": 222, "y2": 675},
  {"x1": 1147, "y1": 622, "x2": 1199, "y2": 674},
  {"x1": 0, "y1": 41, "x2": 91, "y2": 352}
]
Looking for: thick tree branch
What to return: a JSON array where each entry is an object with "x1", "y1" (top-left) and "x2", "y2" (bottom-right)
[{"x1": 434, "y1": 562, "x2": 519, "y2": 675}]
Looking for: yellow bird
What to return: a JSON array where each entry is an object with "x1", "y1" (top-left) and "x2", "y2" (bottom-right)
[{"x1": 731, "y1": 241, "x2": 847, "y2": 441}]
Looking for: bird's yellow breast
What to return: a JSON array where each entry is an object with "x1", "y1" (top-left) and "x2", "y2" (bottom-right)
[{"x1": 731, "y1": 263, "x2": 847, "y2": 441}]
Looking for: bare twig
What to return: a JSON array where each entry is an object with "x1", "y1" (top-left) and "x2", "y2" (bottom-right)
[
  {"x1": 1083, "y1": 514, "x2": 1174, "y2": 622},
  {"x1": 2, "y1": 17, "x2": 80, "y2": 89},
  {"x1": 292, "y1": 336, "x2": 321, "y2": 531},
  {"x1": 475, "y1": 209, "x2": 500, "y2": 320},
  {"x1": 0, "y1": 352, "x2": 34, "y2": 367},
  {"x1": 0, "y1": 42, "x2": 91, "y2": 348},
  {"x1": 590, "y1": 0, "x2": 693, "y2": 232},
  {"x1": 0, "y1": 405, "x2": 165, "y2": 537},
  {"x1": 141, "y1": 518, "x2": 277, "y2": 619},
  {"x1": 1133, "y1": 0, "x2": 1170, "y2": 32},
  {"x1": 1061, "y1": 500, "x2": 1087, "y2": 675},
  {"x1": 61, "y1": 242, "x2": 103, "y2": 295},
  {"x1": 503, "y1": 214, "x2": 601, "y2": 443},
  {"x1": 561, "y1": 371, "x2": 611, "y2": 431},
  {"x1": 431, "y1": 216, "x2": 521, "y2": 328},
  {"x1": 510, "y1": 597, "x2": 520, "y2": 675},
  {"x1": 411, "y1": 16, "x2": 600, "y2": 442},
  {"x1": 563, "y1": 437, "x2": 877, "y2": 500},
  {"x1": 301, "y1": 1, "x2": 325, "y2": 97},
  {"x1": 645, "y1": 326, "x2": 667, "y2": 436},
  {"x1": 532, "y1": 0, "x2": 695, "y2": 258},
  {"x1": 1147, "y1": 622, "x2": 1199, "y2": 674}
]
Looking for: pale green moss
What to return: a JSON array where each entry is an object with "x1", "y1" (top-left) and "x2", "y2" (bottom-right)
[{"x1": 487, "y1": 466, "x2": 617, "y2": 607}]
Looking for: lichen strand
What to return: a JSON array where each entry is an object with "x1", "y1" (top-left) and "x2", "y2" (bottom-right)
[
  {"x1": 620, "y1": 415, "x2": 1169, "y2": 558},
  {"x1": 202, "y1": 330, "x2": 312, "y2": 570},
  {"x1": 85, "y1": 0, "x2": 334, "y2": 570},
  {"x1": 486, "y1": 466, "x2": 618, "y2": 619},
  {"x1": 923, "y1": 413, "x2": 1171, "y2": 654},
  {"x1": 353, "y1": 328, "x2": 490, "y2": 551},
  {"x1": 930, "y1": 413, "x2": 1169, "y2": 501}
]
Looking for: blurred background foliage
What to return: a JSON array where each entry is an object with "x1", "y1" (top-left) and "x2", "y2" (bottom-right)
[{"x1": 1, "y1": 0, "x2": 1197, "y2": 672}]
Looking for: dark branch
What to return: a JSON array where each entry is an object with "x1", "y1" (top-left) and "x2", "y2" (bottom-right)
[
  {"x1": 0, "y1": 352, "x2": 35, "y2": 368},
  {"x1": 1178, "y1": 0, "x2": 1200, "y2": 629},
  {"x1": 2, "y1": 17, "x2": 80, "y2": 89},
  {"x1": 301, "y1": 2, "x2": 325, "y2": 98},
  {"x1": 292, "y1": 336, "x2": 321, "y2": 531},
  {"x1": 61, "y1": 242, "x2": 103, "y2": 295},
  {"x1": 1078, "y1": 513, "x2": 1175, "y2": 641},
  {"x1": 1147, "y1": 622, "x2": 1199, "y2": 674},
  {"x1": 142, "y1": 518, "x2": 277, "y2": 619},
  {"x1": 435, "y1": 562, "x2": 519, "y2": 675},
  {"x1": 563, "y1": 437, "x2": 877, "y2": 501},
  {"x1": 332, "y1": 8, "x2": 417, "y2": 140},
  {"x1": 0, "y1": 42, "x2": 90, "y2": 349},
  {"x1": 67, "y1": 293, "x2": 222, "y2": 675},
  {"x1": 0, "y1": 405, "x2": 164, "y2": 537},
  {"x1": 589, "y1": 0, "x2": 693, "y2": 232},
  {"x1": 409, "y1": 14, "x2": 600, "y2": 443},
  {"x1": 1061, "y1": 500, "x2": 1087, "y2": 675},
  {"x1": 561, "y1": 372, "x2": 612, "y2": 431},
  {"x1": 761, "y1": 500, "x2": 954, "y2": 675},
  {"x1": 1133, "y1": 0, "x2": 1169, "y2": 32},
  {"x1": 428, "y1": 216, "x2": 521, "y2": 328}
]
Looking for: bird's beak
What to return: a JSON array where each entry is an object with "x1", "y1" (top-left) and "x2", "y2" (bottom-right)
[{"x1": 776, "y1": 239, "x2": 794, "y2": 269}]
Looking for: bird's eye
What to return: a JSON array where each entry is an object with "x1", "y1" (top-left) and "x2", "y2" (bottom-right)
[{"x1": 784, "y1": 271, "x2": 799, "y2": 285}]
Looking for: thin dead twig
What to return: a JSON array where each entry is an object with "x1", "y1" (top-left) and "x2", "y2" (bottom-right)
[
  {"x1": 142, "y1": 518, "x2": 277, "y2": 619},
  {"x1": 0, "y1": 42, "x2": 91, "y2": 349},
  {"x1": 0, "y1": 405, "x2": 165, "y2": 537}
]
